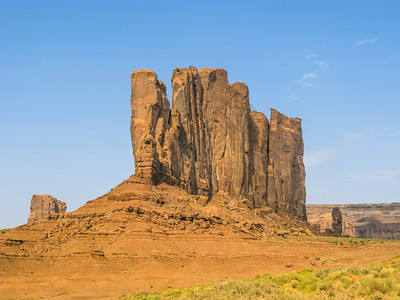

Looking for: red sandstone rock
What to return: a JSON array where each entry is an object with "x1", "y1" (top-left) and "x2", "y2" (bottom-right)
[
  {"x1": 27, "y1": 194, "x2": 66, "y2": 223},
  {"x1": 130, "y1": 66, "x2": 307, "y2": 220},
  {"x1": 267, "y1": 109, "x2": 306, "y2": 219}
]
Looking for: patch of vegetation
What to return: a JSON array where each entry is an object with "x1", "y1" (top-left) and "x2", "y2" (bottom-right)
[{"x1": 121, "y1": 255, "x2": 400, "y2": 299}]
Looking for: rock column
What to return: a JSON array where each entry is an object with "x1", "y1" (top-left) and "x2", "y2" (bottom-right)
[{"x1": 130, "y1": 66, "x2": 307, "y2": 219}]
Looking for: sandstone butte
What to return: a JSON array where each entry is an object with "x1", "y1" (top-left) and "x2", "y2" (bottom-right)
[
  {"x1": 1, "y1": 66, "x2": 399, "y2": 299},
  {"x1": 131, "y1": 66, "x2": 306, "y2": 220},
  {"x1": 27, "y1": 194, "x2": 66, "y2": 223}
]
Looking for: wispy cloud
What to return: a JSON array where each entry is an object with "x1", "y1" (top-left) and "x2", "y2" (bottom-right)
[
  {"x1": 293, "y1": 72, "x2": 318, "y2": 87},
  {"x1": 354, "y1": 37, "x2": 378, "y2": 47},
  {"x1": 302, "y1": 72, "x2": 318, "y2": 80},
  {"x1": 294, "y1": 54, "x2": 329, "y2": 89},
  {"x1": 314, "y1": 60, "x2": 329, "y2": 71},
  {"x1": 343, "y1": 170, "x2": 398, "y2": 181},
  {"x1": 293, "y1": 79, "x2": 315, "y2": 87},
  {"x1": 304, "y1": 149, "x2": 337, "y2": 168},
  {"x1": 342, "y1": 133, "x2": 362, "y2": 142}
]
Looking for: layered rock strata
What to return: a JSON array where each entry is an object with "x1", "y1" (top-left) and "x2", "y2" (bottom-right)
[
  {"x1": 130, "y1": 66, "x2": 306, "y2": 220},
  {"x1": 28, "y1": 194, "x2": 66, "y2": 223}
]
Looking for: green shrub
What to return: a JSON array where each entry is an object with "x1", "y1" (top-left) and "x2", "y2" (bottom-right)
[
  {"x1": 360, "y1": 278, "x2": 389, "y2": 296},
  {"x1": 121, "y1": 255, "x2": 400, "y2": 300}
]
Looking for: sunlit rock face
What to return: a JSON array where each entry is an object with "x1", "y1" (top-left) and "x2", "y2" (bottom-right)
[
  {"x1": 130, "y1": 66, "x2": 306, "y2": 220},
  {"x1": 28, "y1": 194, "x2": 66, "y2": 223}
]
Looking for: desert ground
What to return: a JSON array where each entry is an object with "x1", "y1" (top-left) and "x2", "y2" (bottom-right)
[{"x1": 1, "y1": 176, "x2": 399, "y2": 299}]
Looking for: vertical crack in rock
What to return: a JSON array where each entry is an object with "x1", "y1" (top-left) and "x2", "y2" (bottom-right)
[
  {"x1": 130, "y1": 66, "x2": 307, "y2": 220},
  {"x1": 248, "y1": 111, "x2": 269, "y2": 208}
]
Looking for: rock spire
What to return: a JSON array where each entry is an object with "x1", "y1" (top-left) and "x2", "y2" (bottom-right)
[{"x1": 130, "y1": 66, "x2": 306, "y2": 220}]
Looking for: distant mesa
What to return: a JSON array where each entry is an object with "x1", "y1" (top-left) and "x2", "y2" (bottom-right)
[
  {"x1": 307, "y1": 203, "x2": 400, "y2": 240},
  {"x1": 27, "y1": 194, "x2": 67, "y2": 223},
  {"x1": 130, "y1": 66, "x2": 306, "y2": 220},
  {"x1": 307, "y1": 206, "x2": 356, "y2": 238}
]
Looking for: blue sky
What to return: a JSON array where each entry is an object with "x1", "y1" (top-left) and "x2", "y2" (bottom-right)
[{"x1": 1, "y1": 0, "x2": 399, "y2": 228}]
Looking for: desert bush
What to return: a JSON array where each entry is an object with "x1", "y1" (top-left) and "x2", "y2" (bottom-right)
[
  {"x1": 362, "y1": 278, "x2": 389, "y2": 294},
  {"x1": 349, "y1": 265, "x2": 362, "y2": 275},
  {"x1": 122, "y1": 254, "x2": 400, "y2": 300}
]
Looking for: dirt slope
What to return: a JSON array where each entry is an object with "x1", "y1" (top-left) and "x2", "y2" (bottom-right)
[{"x1": 1, "y1": 176, "x2": 399, "y2": 299}]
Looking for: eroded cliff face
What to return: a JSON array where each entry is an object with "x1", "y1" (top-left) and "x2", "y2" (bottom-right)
[
  {"x1": 130, "y1": 66, "x2": 306, "y2": 219},
  {"x1": 267, "y1": 109, "x2": 306, "y2": 218},
  {"x1": 28, "y1": 194, "x2": 66, "y2": 223}
]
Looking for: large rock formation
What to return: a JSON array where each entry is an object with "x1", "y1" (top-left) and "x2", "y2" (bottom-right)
[
  {"x1": 130, "y1": 66, "x2": 306, "y2": 219},
  {"x1": 27, "y1": 194, "x2": 66, "y2": 223}
]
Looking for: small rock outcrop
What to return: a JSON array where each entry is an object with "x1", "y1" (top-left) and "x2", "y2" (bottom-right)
[
  {"x1": 130, "y1": 67, "x2": 306, "y2": 220},
  {"x1": 342, "y1": 222, "x2": 357, "y2": 237},
  {"x1": 28, "y1": 194, "x2": 66, "y2": 223}
]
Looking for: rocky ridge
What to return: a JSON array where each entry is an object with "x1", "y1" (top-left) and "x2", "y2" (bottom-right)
[{"x1": 130, "y1": 67, "x2": 306, "y2": 220}]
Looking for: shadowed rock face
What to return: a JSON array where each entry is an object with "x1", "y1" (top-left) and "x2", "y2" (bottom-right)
[
  {"x1": 130, "y1": 66, "x2": 306, "y2": 219},
  {"x1": 331, "y1": 207, "x2": 343, "y2": 236},
  {"x1": 324, "y1": 207, "x2": 343, "y2": 236},
  {"x1": 28, "y1": 195, "x2": 66, "y2": 223}
]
